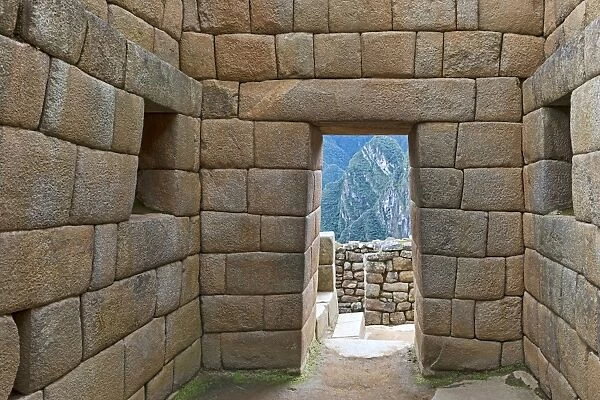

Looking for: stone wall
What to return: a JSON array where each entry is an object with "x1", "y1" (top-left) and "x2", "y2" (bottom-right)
[{"x1": 335, "y1": 239, "x2": 415, "y2": 326}]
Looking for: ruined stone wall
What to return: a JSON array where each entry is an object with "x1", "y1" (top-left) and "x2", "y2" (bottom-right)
[
  {"x1": 521, "y1": 16, "x2": 600, "y2": 400},
  {"x1": 334, "y1": 240, "x2": 415, "y2": 326}
]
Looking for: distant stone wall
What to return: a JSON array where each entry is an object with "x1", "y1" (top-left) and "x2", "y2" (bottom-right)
[{"x1": 335, "y1": 239, "x2": 415, "y2": 325}]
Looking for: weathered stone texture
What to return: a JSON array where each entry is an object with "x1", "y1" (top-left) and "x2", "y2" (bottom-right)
[
  {"x1": 443, "y1": 32, "x2": 501, "y2": 78},
  {"x1": 455, "y1": 258, "x2": 505, "y2": 300},
  {"x1": 417, "y1": 255, "x2": 457, "y2": 299},
  {"x1": 0, "y1": 226, "x2": 93, "y2": 314},
  {"x1": 165, "y1": 298, "x2": 202, "y2": 361},
  {"x1": 451, "y1": 299, "x2": 475, "y2": 338},
  {"x1": 199, "y1": 0, "x2": 250, "y2": 33},
  {"x1": 216, "y1": 34, "x2": 277, "y2": 81},
  {"x1": 255, "y1": 122, "x2": 322, "y2": 169},
  {"x1": 329, "y1": 0, "x2": 391, "y2": 32},
  {"x1": 109, "y1": 0, "x2": 164, "y2": 26},
  {"x1": 523, "y1": 160, "x2": 572, "y2": 214},
  {"x1": 156, "y1": 262, "x2": 183, "y2": 316},
  {"x1": 108, "y1": 5, "x2": 154, "y2": 52},
  {"x1": 362, "y1": 32, "x2": 415, "y2": 78},
  {"x1": 0, "y1": 316, "x2": 20, "y2": 400},
  {"x1": 0, "y1": 36, "x2": 50, "y2": 130},
  {"x1": 180, "y1": 33, "x2": 216, "y2": 80},
  {"x1": 410, "y1": 123, "x2": 457, "y2": 168},
  {"x1": 0, "y1": 0, "x2": 19, "y2": 35},
  {"x1": 14, "y1": 298, "x2": 82, "y2": 393},
  {"x1": 112, "y1": 89, "x2": 144, "y2": 155},
  {"x1": 479, "y1": 0, "x2": 543, "y2": 35},
  {"x1": 201, "y1": 119, "x2": 254, "y2": 168},
  {"x1": 20, "y1": 0, "x2": 87, "y2": 64},
  {"x1": 44, "y1": 342, "x2": 124, "y2": 400},
  {"x1": 410, "y1": 168, "x2": 463, "y2": 209},
  {"x1": 201, "y1": 212, "x2": 260, "y2": 253},
  {"x1": 81, "y1": 271, "x2": 156, "y2": 358},
  {"x1": 153, "y1": 28, "x2": 180, "y2": 68},
  {"x1": 573, "y1": 152, "x2": 600, "y2": 225},
  {"x1": 462, "y1": 168, "x2": 524, "y2": 211},
  {"x1": 202, "y1": 334, "x2": 222, "y2": 370},
  {"x1": 572, "y1": 76, "x2": 600, "y2": 154},
  {"x1": 487, "y1": 212, "x2": 524, "y2": 257},
  {"x1": 415, "y1": 32, "x2": 443, "y2": 78},
  {"x1": 202, "y1": 295, "x2": 264, "y2": 332},
  {"x1": 250, "y1": 0, "x2": 293, "y2": 33},
  {"x1": 523, "y1": 107, "x2": 571, "y2": 164},
  {"x1": 261, "y1": 215, "x2": 313, "y2": 253},
  {"x1": 418, "y1": 297, "x2": 451, "y2": 335},
  {"x1": 248, "y1": 169, "x2": 315, "y2": 216},
  {"x1": 475, "y1": 297, "x2": 522, "y2": 341},
  {"x1": 201, "y1": 169, "x2": 247, "y2": 212},
  {"x1": 162, "y1": 0, "x2": 183, "y2": 39},
  {"x1": 500, "y1": 34, "x2": 545, "y2": 78},
  {"x1": 202, "y1": 80, "x2": 239, "y2": 119},
  {"x1": 392, "y1": 0, "x2": 456, "y2": 30},
  {"x1": 181, "y1": 255, "x2": 200, "y2": 305},
  {"x1": 456, "y1": 123, "x2": 522, "y2": 168},
  {"x1": 276, "y1": 33, "x2": 315, "y2": 79},
  {"x1": 475, "y1": 78, "x2": 522, "y2": 122},
  {"x1": 182, "y1": 0, "x2": 200, "y2": 31},
  {"x1": 173, "y1": 339, "x2": 202, "y2": 389},
  {"x1": 221, "y1": 331, "x2": 303, "y2": 369},
  {"x1": 314, "y1": 33, "x2": 361, "y2": 78},
  {"x1": 136, "y1": 170, "x2": 201, "y2": 216},
  {"x1": 124, "y1": 318, "x2": 165, "y2": 397},
  {"x1": 146, "y1": 362, "x2": 173, "y2": 400}
]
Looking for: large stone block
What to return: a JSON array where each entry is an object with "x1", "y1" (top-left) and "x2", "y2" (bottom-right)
[
  {"x1": 200, "y1": 254, "x2": 226, "y2": 295},
  {"x1": 182, "y1": 0, "x2": 200, "y2": 30},
  {"x1": 202, "y1": 334, "x2": 222, "y2": 370},
  {"x1": 361, "y1": 32, "x2": 415, "y2": 78},
  {"x1": 109, "y1": 0, "x2": 164, "y2": 26},
  {"x1": 414, "y1": 208, "x2": 488, "y2": 257},
  {"x1": 153, "y1": 29, "x2": 179, "y2": 68},
  {"x1": 522, "y1": 107, "x2": 571, "y2": 164},
  {"x1": 261, "y1": 215, "x2": 313, "y2": 253},
  {"x1": 319, "y1": 232, "x2": 336, "y2": 265},
  {"x1": 293, "y1": 0, "x2": 328, "y2": 32},
  {"x1": 146, "y1": 362, "x2": 173, "y2": 400},
  {"x1": 107, "y1": 5, "x2": 154, "y2": 52},
  {"x1": 314, "y1": 33, "x2": 361, "y2": 78},
  {"x1": 173, "y1": 339, "x2": 202, "y2": 389},
  {"x1": 475, "y1": 297, "x2": 522, "y2": 341},
  {"x1": 455, "y1": 257, "x2": 505, "y2": 300},
  {"x1": 0, "y1": 316, "x2": 20, "y2": 399},
  {"x1": 112, "y1": 89, "x2": 144, "y2": 156},
  {"x1": 20, "y1": 0, "x2": 86, "y2": 63},
  {"x1": 14, "y1": 298, "x2": 82, "y2": 394},
  {"x1": 276, "y1": 33, "x2": 314, "y2": 79},
  {"x1": 136, "y1": 170, "x2": 201, "y2": 216},
  {"x1": 44, "y1": 342, "x2": 124, "y2": 400},
  {"x1": 139, "y1": 114, "x2": 200, "y2": 171},
  {"x1": 201, "y1": 212, "x2": 260, "y2": 253},
  {"x1": 199, "y1": 0, "x2": 250, "y2": 33},
  {"x1": 41, "y1": 59, "x2": 115, "y2": 150},
  {"x1": 248, "y1": 169, "x2": 314, "y2": 216},
  {"x1": 116, "y1": 214, "x2": 189, "y2": 279},
  {"x1": 487, "y1": 212, "x2": 523, "y2": 257},
  {"x1": 411, "y1": 168, "x2": 463, "y2": 209},
  {"x1": 81, "y1": 271, "x2": 156, "y2": 358},
  {"x1": 202, "y1": 80, "x2": 239, "y2": 119},
  {"x1": 329, "y1": 0, "x2": 391, "y2": 32},
  {"x1": 575, "y1": 276, "x2": 599, "y2": 351},
  {"x1": 571, "y1": 77, "x2": 600, "y2": 155},
  {"x1": 451, "y1": 299, "x2": 475, "y2": 338},
  {"x1": 255, "y1": 122, "x2": 322, "y2": 169},
  {"x1": 392, "y1": 0, "x2": 456, "y2": 30},
  {"x1": 415, "y1": 32, "x2": 443, "y2": 78},
  {"x1": 0, "y1": 0, "x2": 19, "y2": 35},
  {"x1": 239, "y1": 79, "x2": 476, "y2": 123},
  {"x1": 215, "y1": 34, "x2": 277, "y2": 81},
  {"x1": 456, "y1": 123, "x2": 522, "y2": 168},
  {"x1": 573, "y1": 152, "x2": 600, "y2": 225},
  {"x1": 505, "y1": 255, "x2": 524, "y2": 296},
  {"x1": 200, "y1": 119, "x2": 254, "y2": 168},
  {"x1": 156, "y1": 262, "x2": 183, "y2": 316},
  {"x1": 181, "y1": 255, "x2": 200, "y2": 305},
  {"x1": 0, "y1": 226, "x2": 93, "y2": 314},
  {"x1": 417, "y1": 330, "x2": 501, "y2": 372},
  {"x1": 500, "y1": 34, "x2": 545, "y2": 78},
  {"x1": 475, "y1": 78, "x2": 522, "y2": 122},
  {"x1": 264, "y1": 279, "x2": 316, "y2": 330},
  {"x1": 443, "y1": 31, "x2": 501, "y2": 78},
  {"x1": 70, "y1": 146, "x2": 137, "y2": 224},
  {"x1": 90, "y1": 224, "x2": 117, "y2": 290},
  {"x1": 0, "y1": 36, "x2": 49, "y2": 130},
  {"x1": 479, "y1": 0, "x2": 543, "y2": 35},
  {"x1": 409, "y1": 123, "x2": 457, "y2": 168},
  {"x1": 462, "y1": 168, "x2": 524, "y2": 211},
  {"x1": 125, "y1": 42, "x2": 202, "y2": 117},
  {"x1": 78, "y1": 12, "x2": 126, "y2": 88},
  {"x1": 226, "y1": 252, "x2": 310, "y2": 294},
  {"x1": 588, "y1": 353, "x2": 600, "y2": 400},
  {"x1": 557, "y1": 318, "x2": 589, "y2": 397},
  {"x1": 523, "y1": 160, "x2": 572, "y2": 214},
  {"x1": 416, "y1": 254, "x2": 457, "y2": 299},
  {"x1": 0, "y1": 128, "x2": 76, "y2": 231},
  {"x1": 162, "y1": 0, "x2": 183, "y2": 39},
  {"x1": 456, "y1": 0, "x2": 478, "y2": 29},
  {"x1": 201, "y1": 169, "x2": 247, "y2": 213},
  {"x1": 165, "y1": 298, "x2": 202, "y2": 361},
  {"x1": 418, "y1": 297, "x2": 452, "y2": 335},
  {"x1": 221, "y1": 330, "x2": 303, "y2": 369},
  {"x1": 250, "y1": 0, "x2": 293, "y2": 33},
  {"x1": 124, "y1": 318, "x2": 165, "y2": 397},
  {"x1": 180, "y1": 32, "x2": 216, "y2": 80},
  {"x1": 202, "y1": 295, "x2": 264, "y2": 332}
]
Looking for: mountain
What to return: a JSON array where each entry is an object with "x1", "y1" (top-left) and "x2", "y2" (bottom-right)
[{"x1": 321, "y1": 135, "x2": 411, "y2": 242}]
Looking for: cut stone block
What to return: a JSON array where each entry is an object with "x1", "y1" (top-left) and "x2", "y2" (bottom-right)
[
  {"x1": 156, "y1": 261, "x2": 183, "y2": 316},
  {"x1": 248, "y1": 169, "x2": 315, "y2": 216},
  {"x1": 319, "y1": 232, "x2": 336, "y2": 265},
  {"x1": 112, "y1": 89, "x2": 144, "y2": 155},
  {"x1": 202, "y1": 295, "x2": 264, "y2": 333},
  {"x1": 255, "y1": 122, "x2": 322, "y2": 169},
  {"x1": 505, "y1": 255, "x2": 524, "y2": 296},
  {"x1": 198, "y1": 0, "x2": 250, "y2": 33},
  {"x1": 0, "y1": 36, "x2": 49, "y2": 130},
  {"x1": 575, "y1": 276, "x2": 599, "y2": 352},
  {"x1": 165, "y1": 298, "x2": 202, "y2": 361},
  {"x1": 260, "y1": 215, "x2": 313, "y2": 253},
  {"x1": 41, "y1": 59, "x2": 115, "y2": 150},
  {"x1": 455, "y1": 257, "x2": 505, "y2": 300},
  {"x1": 124, "y1": 318, "x2": 165, "y2": 397},
  {"x1": 162, "y1": 0, "x2": 183, "y2": 39},
  {"x1": 44, "y1": 342, "x2": 124, "y2": 400},
  {"x1": 573, "y1": 152, "x2": 600, "y2": 225},
  {"x1": 202, "y1": 80, "x2": 239, "y2": 119},
  {"x1": 0, "y1": 226, "x2": 93, "y2": 314},
  {"x1": 500, "y1": 34, "x2": 545, "y2": 78},
  {"x1": 20, "y1": 0, "x2": 87, "y2": 64},
  {"x1": 443, "y1": 31, "x2": 502, "y2": 78},
  {"x1": 264, "y1": 280, "x2": 317, "y2": 330},
  {"x1": 78, "y1": 12, "x2": 127, "y2": 88},
  {"x1": 81, "y1": 270, "x2": 157, "y2": 358},
  {"x1": 329, "y1": 0, "x2": 392, "y2": 32},
  {"x1": 522, "y1": 107, "x2": 571, "y2": 164},
  {"x1": 250, "y1": 0, "x2": 293, "y2": 33},
  {"x1": 523, "y1": 160, "x2": 572, "y2": 214},
  {"x1": 332, "y1": 312, "x2": 365, "y2": 339},
  {"x1": 479, "y1": 0, "x2": 544, "y2": 35},
  {"x1": 139, "y1": 114, "x2": 201, "y2": 172},
  {"x1": 415, "y1": 32, "x2": 443, "y2": 78},
  {"x1": 173, "y1": 339, "x2": 202, "y2": 389},
  {"x1": 70, "y1": 146, "x2": 138, "y2": 224},
  {"x1": 153, "y1": 28, "x2": 179, "y2": 69},
  {"x1": 392, "y1": 0, "x2": 456, "y2": 30},
  {"x1": 410, "y1": 168, "x2": 463, "y2": 209},
  {"x1": 180, "y1": 255, "x2": 200, "y2": 305},
  {"x1": 475, "y1": 78, "x2": 522, "y2": 122},
  {"x1": 136, "y1": 170, "x2": 201, "y2": 216},
  {"x1": 314, "y1": 33, "x2": 361, "y2": 78},
  {"x1": 202, "y1": 334, "x2": 222, "y2": 370},
  {"x1": 200, "y1": 119, "x2": 254, "y2": 169},
  {"x1": 146, "y1": 362, "x2": 173, "y2": 400},
  {"x1": 475, "y1": 297, "x2": 522, "y2": 341},
  {"x1": 215, "y1": 34, "x2": 277, "y2": 81},
  {"x1": 409, "y1": 123, "x2": 457, "y2": 168},
  {"x1": 293, "y1": 0, "x2": 328, "y2": 32},
  {"x1": 109, "y1": 0, "x2": 164, "y2": 26},
  {"x1": 90, "y1": 224, "x2": 117, "y2": 291},
  {"x1": 0, "y1": 0, "x2": 19, "y2": 35},
  {"x1": 456, "y1": 122, "x2": 522, "y2": 168},
  {"x1": 201, "y1": 169, "x2": 247, "y2": 213},
  {"x1": 221, "y1": 330, "x2": 303, "y2": 369},
  {"x1": 502, "y1": 340, "x2": 524, "y2": 366},
  {"x1": 201, "y1": 212, "x2": 260, "y2": 253},
  {"x1": 462, "y1": 168, "x2": 524, "y2": 211},
  {"x1": 487, "y1": 212, "x2": 524, "y2": 257},
  {"x1": 418, "y1": 297, "x2": 452, "y2": 336},
  {"x1": 0, "y1": 127, "x2": 76, "y2": 231},
  {"x1": 0, "y1": 317, "x2": 20, "y2": 398},
  {"x1": 416, "y1": 254, "x2": 457, "y2": 299},
  {"x1": 451, "y1": 299, "x2": 475, "y2": 338},
  {"x1": 276, "y1": 33, "x2": 314, "y2": 79},
  {"x1": 361, "y1": 32, "x2": 415, "y2": 78},
  {"x1": 200, "y1": 254, "x2": 226, "y2": 295},
  {"x1": 108, "y1": 5, "x2": 154, "y2": 51},
  {"x1": 180, "y1": 32, "x2": 216, "y2": 80},
  {"x1": 456, "y1": 0, "x2": 478, "y2": 29}
]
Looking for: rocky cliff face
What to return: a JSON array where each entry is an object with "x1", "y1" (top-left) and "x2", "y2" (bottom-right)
[{"x1": 321, "y1": 136, "x2": 410, "y2": 242}]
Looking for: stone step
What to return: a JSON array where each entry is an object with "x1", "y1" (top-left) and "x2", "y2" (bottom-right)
[
  {"x1": 315, "y1": 291, "x2": 339, "y2": 341},
  {"x1": 331, "y1": 312, "x2": 365, "y2": 339}
]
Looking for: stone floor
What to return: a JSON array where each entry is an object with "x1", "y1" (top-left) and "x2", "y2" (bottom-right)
[{"x1": 176, "y1": 324, "x2": 543, "y2": 400}]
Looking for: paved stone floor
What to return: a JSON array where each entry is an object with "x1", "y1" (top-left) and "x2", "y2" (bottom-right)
[{"x1": 178, "y1": 325, "x2": 543, "y2": 400}]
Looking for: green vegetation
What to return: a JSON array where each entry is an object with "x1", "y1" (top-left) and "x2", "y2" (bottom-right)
[{"x1": 415, "y1": 364, "x2": 528, "y2": 389}]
